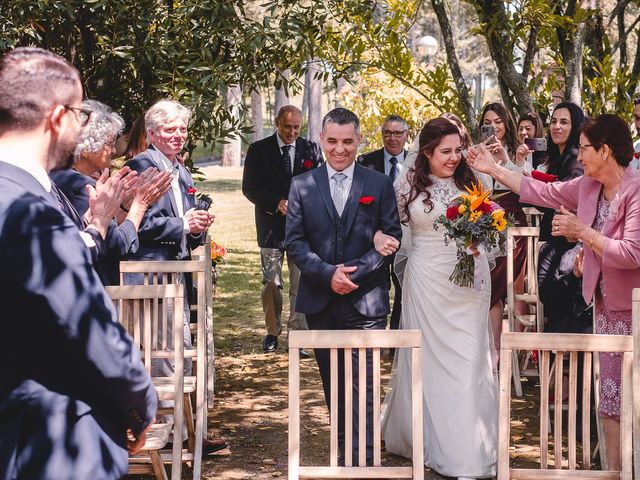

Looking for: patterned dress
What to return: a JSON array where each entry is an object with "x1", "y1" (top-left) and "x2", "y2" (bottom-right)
[{"x1": 593, "y1": 193, "x2": 633, "y2": 419}]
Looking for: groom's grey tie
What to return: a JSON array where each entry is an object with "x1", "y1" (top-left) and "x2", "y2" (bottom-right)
[{"x1": 332, "y1": 172, "x2": 347, "y2": 216}]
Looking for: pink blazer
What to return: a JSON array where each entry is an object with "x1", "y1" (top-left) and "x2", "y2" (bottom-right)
[{"x1": 520, "y1": 168, "x2": 640, "y2": 312}]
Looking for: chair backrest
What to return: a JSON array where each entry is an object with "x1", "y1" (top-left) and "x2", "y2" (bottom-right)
[
  {"x1": 498, "y1": 332, "x2": 633, "y2": 479},
  {"x1": 105, "y1": 283, "x2": 185, "y2": 480},
  {"x1": 522, "y1": 206, "x2": 544, "y2": 228},
  {"x1": 506, "y1": 226, "x2": 543, "y2": 332},
  {"x1": 118, "y1": 254, "x2": 212, "y2": 479},
  {"x1": 288, "y1": 330, "x2": 424, "y2": 480}
]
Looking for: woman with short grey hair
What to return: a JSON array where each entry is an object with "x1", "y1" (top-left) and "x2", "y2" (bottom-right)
[{"x1": 50, "y1": 99, "x2": 172, "y2": 285}]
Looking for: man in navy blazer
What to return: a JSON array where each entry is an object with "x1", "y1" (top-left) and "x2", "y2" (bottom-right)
[
  {"x1": 358, "y1": 114, "x2": 409, "y2": 336},
  {"x1": 242, "y1": 105, "x2": 323, "y2": 356},
  {"x1": 0, "y1": 47, "x2": 157, "y2": 480},
  {"x1": 286, "y1": 108, "x2": 401, "y2": 465}
]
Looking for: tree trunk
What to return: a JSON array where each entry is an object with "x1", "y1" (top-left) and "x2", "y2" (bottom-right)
[
  {"x1": 251, "y1": 88, "x2": 264, "y2": 142},
  {"x1": 222, "y1": 85, "x2": 242, "y2": 167},
  {"x1": 273, "y1": 69, "x2": 290, "y2": 123},
  {"x1": 302, "y1": 66, "x2": 311, "y2": 120},
  {"x1": 470, "y1": 0, "x2": 532, "y2": 115},
  {"x1": 307, "y1": 60, "x2": 323, "y2": 143},
  {"x1": 563, "y1": 18, "x2": 587, "y2": 107},
  {"x1": 431, "y1": 0, "x2": 479, "y2": 137}
]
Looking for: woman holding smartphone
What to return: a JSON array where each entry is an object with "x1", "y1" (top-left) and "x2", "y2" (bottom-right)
[
  {"x1": 480, "y1": 102, "x2": 530, "y2": 360},
  {"x1": 516, "y1": 111, "x2": 546, "y2": 170}
]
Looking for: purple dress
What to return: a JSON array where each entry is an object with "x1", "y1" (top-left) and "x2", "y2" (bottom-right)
[{"x1": 593, "y1": 193, "x2": 633, "y2": 419}]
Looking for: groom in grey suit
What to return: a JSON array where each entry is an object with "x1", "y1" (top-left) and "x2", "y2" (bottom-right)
[{"x1": 286, "y1": 108, "x2": 401, "y2": 465}]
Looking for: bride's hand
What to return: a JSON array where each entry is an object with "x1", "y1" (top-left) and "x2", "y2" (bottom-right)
[
  {"x1": 373, "y1": 230, "x2": 400, "y2": 256},
  {"x1": 466, "y1": 143, "x2": 495, "y2": 174}
]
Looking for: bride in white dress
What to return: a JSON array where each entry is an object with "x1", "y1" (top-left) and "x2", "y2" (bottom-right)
[{"x1": 381, "y1": 118, "x2": 498, "y2": 479}]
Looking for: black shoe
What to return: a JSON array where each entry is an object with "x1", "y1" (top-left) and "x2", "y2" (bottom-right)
[
  {"x1": 299, "y1": 348, "x2": 311, "y2": 359},
  {"x1": 202, "y1": 438, "x2": 227, "y2": 456},
  {"x1": 262, "y1": 334, "x2": 278, "y2": 353}
]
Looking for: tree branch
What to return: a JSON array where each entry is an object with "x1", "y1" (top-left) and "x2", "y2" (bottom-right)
[
  {"x1": 606, "y1": 0, "x2": 631, "y2": 30},
  {"x1": 521, "y1": 23, "x2": 538, "y2": 84},
  {"x1": 431, "y1": 0, "x2": 478, "y2": 134},
  {"x1": 611, "y1": 14, "x2": 640, "y2": 56}
]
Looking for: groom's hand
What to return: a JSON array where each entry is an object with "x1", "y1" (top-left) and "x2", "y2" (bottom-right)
[{"x1": 331, "y1": 265, "x2": 358, "y2": 295}]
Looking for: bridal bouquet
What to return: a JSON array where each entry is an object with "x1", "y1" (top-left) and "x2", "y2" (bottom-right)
[{"x1": 433, "y1": 182, "x2": 513, "y2": 288}]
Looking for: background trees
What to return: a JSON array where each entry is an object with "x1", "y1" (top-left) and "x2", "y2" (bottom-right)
[{"x1": 2, "y1": 0, "x2": 639, "y2": 158}]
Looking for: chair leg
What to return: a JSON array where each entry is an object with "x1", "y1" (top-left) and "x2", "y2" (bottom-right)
[
  {"x1": 185, "y1": 393, "x2": 195, "y2": 454},
  {"x1": 149, "y1": 450, "x2": 168, "y2": 480},
  {"x1": 512, "y1": 349, "x2": 523, "y2": 397}
]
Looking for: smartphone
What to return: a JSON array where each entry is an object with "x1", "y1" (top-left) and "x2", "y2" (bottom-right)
[
  {"x1": 195, "y1": 194, "x2": 213, "y2": 211},
  {"x1": 524, "y1": 137, "x2": 547, "y2": 152},
  {"x1": 480, "y1": 125, "x2": 495, "y2": 141}
]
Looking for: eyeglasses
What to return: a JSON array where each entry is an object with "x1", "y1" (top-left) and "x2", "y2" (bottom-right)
[
  {"x1": 382, "y1": 130, "x2": 407, "y2": 138},
  {"x1": 577, "y1": 143, "x2": 593, "y2": 153},
  {"x1": 64, "y1": 105, "x2": 92, "y2": 127}
]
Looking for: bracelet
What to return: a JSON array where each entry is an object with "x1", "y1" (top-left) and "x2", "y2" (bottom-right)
[
  {"x1": 588, "y1": 230, "x2": 597, "y2": 248},
  {"x1": 120, "y1": 204, "x2": 129, "y2": 213}
]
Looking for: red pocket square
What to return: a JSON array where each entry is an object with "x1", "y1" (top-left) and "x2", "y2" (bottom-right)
[
  {"x1": 359, "y1": 196, "x2": 375, "y2": 205},
  {"x1": 531, "y1": 171, "x2": 558, "y2": 183}
]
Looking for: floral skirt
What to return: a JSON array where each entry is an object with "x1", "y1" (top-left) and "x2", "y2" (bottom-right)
[{"x1": 594, "y1": 291, "x2": 632, "y2": 419}]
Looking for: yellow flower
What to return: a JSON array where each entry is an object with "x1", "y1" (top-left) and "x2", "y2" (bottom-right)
[
  {"x1": 494, "y1": 219, "x2": 508, "y2": 231},
  {"x1": 469, "y1": 210, "x2": 482, "y2": 222},
  {"x1": 491, "y1": 209, "x2": 505, "y2": 221},
  {"x1": 458, "y1": 204, "x2": 467, "y2": 214}
]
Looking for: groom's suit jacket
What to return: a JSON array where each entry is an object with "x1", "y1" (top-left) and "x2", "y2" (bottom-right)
[
  {"x1": 242, "y1": 132, "x2": 323, "y2": 249},
  {"x1": 285, "y1": 162, "x2": 402, "y2": 317},
  {"x1": 0, "y1": 161, "x2": 157, "y2": 479},
  {"x1": 125, "y1": 146, "x2": 203, "y2": 261}
]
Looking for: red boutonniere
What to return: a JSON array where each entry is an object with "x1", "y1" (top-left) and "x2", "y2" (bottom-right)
[
  {"x1": 187, "y1": 187, "x2": 197, "y2": 194},
  {"x1": 303, "y1": 159, "x2": 314, "y2": 169},
  {"x1": 359, "y1": 196, "x2": 375, "y2": 205},
  {"x1": 634, "y1": 151, "x2": 640, "y2": 159},
  {"x1": 531, "y1": 170, "x2": 558, "y2": 183}
]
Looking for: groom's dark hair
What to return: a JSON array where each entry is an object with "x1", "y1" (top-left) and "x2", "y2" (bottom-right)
[{"x1": 322, "y1": 108, "x2": 360, "y2": 135}]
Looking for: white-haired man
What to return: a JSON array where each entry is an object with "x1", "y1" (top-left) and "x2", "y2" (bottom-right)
[{"x1": 124, "y1": 99, "x2": 223, "y2": 454}]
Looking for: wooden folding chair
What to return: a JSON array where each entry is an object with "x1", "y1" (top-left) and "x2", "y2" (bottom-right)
[
  {"x1": 506, "y1": 226, "x2": 543, "y2": 396},
  {"x1": 288, "y1": 330, "x2": 423, "y2": 480},
  {"x1": 106, "y1": 284, "x2": 186, "y2": 480},
  {"x1": 498, "y1": 332, "x2": 633, "y2": 479},
  {"x1": 118, "y1": 259, "x2": 209, "y2": 479}
]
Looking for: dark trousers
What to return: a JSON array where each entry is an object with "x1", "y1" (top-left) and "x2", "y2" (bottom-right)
[{"x1": 307, "y1": 295, "x2": 386, "y2": 466}]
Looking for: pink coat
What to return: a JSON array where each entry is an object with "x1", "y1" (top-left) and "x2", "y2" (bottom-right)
[{"x1": 520, "y1": 168, "x2": 640, "y2": 312}]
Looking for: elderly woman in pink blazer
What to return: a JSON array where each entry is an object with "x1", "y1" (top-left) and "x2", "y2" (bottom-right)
[{"x1": 467, "y1": 113, "x2": 640, "y2": 471}]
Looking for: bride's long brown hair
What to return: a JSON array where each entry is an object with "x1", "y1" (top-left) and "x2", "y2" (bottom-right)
[{"x1": 401, "y1": 118, "x2": 478, "y2": 224}]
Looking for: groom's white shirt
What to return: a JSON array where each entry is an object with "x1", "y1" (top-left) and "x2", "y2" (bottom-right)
[{"x1": 326, "y1": 161, "x2": 355, "y2": 199}]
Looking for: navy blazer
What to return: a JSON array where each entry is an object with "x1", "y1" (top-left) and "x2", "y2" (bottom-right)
[
  {"x1": 358, "y1": 148, "x2": 407, "y2": 175},
  {"x1": 125, "y1": 148, "x2": 202, "y2": 260},
  {"x1": 285, "y1": 163, "x2": 402, "y2": 317},
  {"x1": 0, "y1": 162, "x2": 157, "y2": 480},
  {"x1": 243, "y1": 133, "x2": 323, "y2": 249}
]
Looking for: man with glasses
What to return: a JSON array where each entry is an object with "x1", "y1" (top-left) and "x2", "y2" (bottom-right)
[
  {"x1": 358, "y1": 114, "x2": 409, "y2": 339},
  {"x1": 0, "y1": 47, "x2": 157, "y2": 479}
]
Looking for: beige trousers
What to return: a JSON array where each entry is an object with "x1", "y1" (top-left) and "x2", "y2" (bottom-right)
[{"x1": 260, "y1": 247, "x2": 307, "y2": 338}]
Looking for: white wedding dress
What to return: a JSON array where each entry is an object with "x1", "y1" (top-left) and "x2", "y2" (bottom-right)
[{"x1": 381, "y1": 174, "x2": 498, "y2": 478}]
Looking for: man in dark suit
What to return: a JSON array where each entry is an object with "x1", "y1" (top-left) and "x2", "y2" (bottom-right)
[
  {"x1": 286, "y1": 108, "x2": 401, "y2": 465},
  {"x1": 243, "y1": 105, "x2": 323, "y2": 356},
  {"x1": 0, "y1": 47, "x2": 157, "y2": 480},
  {"x1": 358, "y1": 114, "x2": 409, "y2": 335}
]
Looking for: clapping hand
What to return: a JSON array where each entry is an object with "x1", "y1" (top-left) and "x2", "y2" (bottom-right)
[
  {"x1": 373, "y1": 230, "x2": 400, "y2": 256},
  {"x1": 132, "y1": 168, "x2": 172, "y2": 208},
  {"x1": 551, "y1": 205, "x2": 586, "y2": 242},
  {"x1": 573, "y1": 248, "x2": 584, "y2": 278},
  {"x1": 87, "y1": 167, "x2": 136, "y2": 222}
]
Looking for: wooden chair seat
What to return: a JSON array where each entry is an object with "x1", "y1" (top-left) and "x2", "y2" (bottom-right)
[{"x1": 153, "y1": 376, "x2": 197, "y2": 395}]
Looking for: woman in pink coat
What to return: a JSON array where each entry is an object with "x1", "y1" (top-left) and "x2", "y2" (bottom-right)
[{"x1": 467, "y1": 113, "x2": 640, "y2": 471}]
